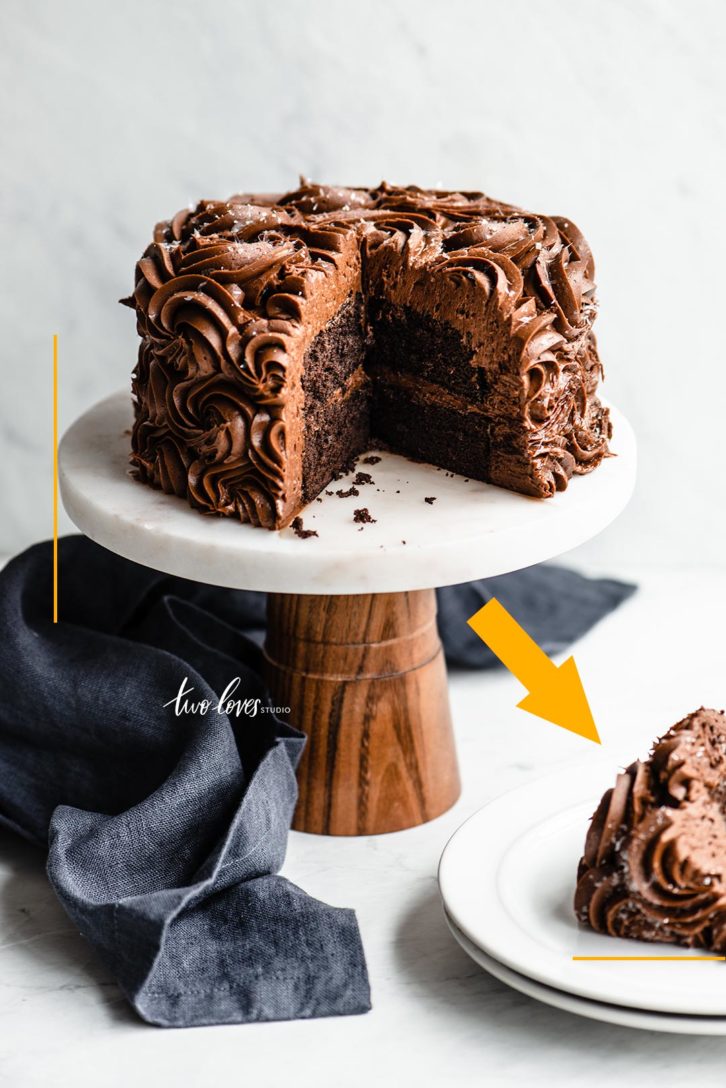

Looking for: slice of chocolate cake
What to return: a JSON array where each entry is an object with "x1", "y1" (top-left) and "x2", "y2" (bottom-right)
[
  {"x1": 575, "y1": 708, "x2": 726, "y2": 953},
  {"x1": 124, "y1": 181, "x2": 611, "y2": 530}
]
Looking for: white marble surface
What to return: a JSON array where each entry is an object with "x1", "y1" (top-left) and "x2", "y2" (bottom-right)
[
  {"x1": 2, "y1": 565, "x2": 726, "y2": 1087},
  {"x1": 2, "y1": 0, "x2": 726, "y2": 574},
  {"x1": 59, "y1": 393, "x2": 636, "y2": 593}
]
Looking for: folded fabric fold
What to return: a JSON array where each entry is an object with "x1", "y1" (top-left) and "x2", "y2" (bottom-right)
[
  {"x1": 0, "y1": 537, "x2": 370, "y2": 1027},
  {"x1": 0, "y1": 535, "x2": 634, "y2": 1027},
  {"x1": 437, "y1": 565, "x2": 635, "y2": 668}
]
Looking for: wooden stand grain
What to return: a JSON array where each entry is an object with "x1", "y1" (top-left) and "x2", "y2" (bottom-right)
[{"x1": 263, "y1": 589, "x2": 460, "y2": 835}]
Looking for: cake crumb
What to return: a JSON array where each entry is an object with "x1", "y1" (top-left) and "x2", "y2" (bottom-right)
[
  {"x1": 353, "y1": 471, "x2": 373, "y2": 486},
  {"x1": 353, "y1": 508, "x2": 376, "y2": 525},
  {"x1": 325, "y1": 490, "x2": 334, "y2": 496},
  {"x1": 336, "y1": 486, "x2": 359, "y2": 499},
  {"x1": 291, "y1": 517, "x2": 318, "y2": 540},
  {"x1": 361, "y1": 455, "x2": 381, "y2": 465},
  {"x1": 332, "y1": 455, "x2": 358, "y2": 481},
  {"x1": 424, "y1": 496, "x2": 437, "y2": 505}
]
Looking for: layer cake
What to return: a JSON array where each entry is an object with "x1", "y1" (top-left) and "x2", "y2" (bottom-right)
[{"x1": 124, "y1": 181, "x2": 611, "y2": 530}]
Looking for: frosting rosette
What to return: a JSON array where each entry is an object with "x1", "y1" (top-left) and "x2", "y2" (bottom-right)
[{"x1": 575, "y1": 709, "x2": 726, "y2": 953}]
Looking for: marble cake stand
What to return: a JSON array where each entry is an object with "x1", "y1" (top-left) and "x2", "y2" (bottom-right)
[{"x1": 59, "y1": 392, "x2": 636, "y2": 836}]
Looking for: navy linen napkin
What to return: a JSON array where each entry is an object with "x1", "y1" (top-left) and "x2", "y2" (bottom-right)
[
  {"x1": 438, "y1": 564, "x2": 635, "y2": 668},
  {"x1": 0, "y1": 536, "x2": 369, "y2": 1027},
  {"x1": 0, "y1": 535, "x2": 634, "y2": 1028}
]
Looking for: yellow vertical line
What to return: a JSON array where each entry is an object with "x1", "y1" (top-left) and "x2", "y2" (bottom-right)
[{"x1": 53, "y1": 334, "x2": 59, "y2": 623}]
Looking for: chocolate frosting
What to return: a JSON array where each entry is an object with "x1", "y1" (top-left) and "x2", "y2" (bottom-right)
[
  {"x1": 125, "y1": 181, "x2": 610, "y2": 528},
  {"x1": 575, "y1": 709, "x2": 726, "y2": 952}
]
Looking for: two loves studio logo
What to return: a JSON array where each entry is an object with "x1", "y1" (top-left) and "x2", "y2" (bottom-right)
[{"x1": 164, "y1": 676, "x2": 290, "y2": 719}]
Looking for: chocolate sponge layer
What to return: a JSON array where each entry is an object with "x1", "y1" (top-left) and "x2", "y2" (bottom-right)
[{"x1": 302, "y1": 296, "x2": 370, "y2": 502}]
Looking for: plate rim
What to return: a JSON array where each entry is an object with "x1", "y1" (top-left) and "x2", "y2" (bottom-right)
[{"x1": 444, "y1": 912, "x2": 726, "y2": 1036}]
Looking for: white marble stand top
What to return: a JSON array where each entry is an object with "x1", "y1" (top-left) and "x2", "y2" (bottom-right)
[{"x1": 58, "y1": 392, "x2": 636, "y2": 594}]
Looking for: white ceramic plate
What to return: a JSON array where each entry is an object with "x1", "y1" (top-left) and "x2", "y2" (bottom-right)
[
  {"x1": 439, "y1": 765, "x2": 726, "y2": 1016},
  {"x1": 445, "y1": 913, "x2": 726, "y2": 1035}
]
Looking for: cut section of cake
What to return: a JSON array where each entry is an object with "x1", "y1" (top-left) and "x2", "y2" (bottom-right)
[
  {"x1": 575, "y1": 708, "x2": 726, "y2": 953},
  {"x1": 124, "y1": 181, "x2": 611, "y2": 530}
]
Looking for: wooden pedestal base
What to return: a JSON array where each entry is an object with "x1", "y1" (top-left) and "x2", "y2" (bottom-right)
[{"x1": 263, "y1": 589, "x2": 461, "y2": 835}]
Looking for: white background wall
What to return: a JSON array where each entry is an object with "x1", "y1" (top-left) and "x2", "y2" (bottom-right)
[{"x1": 2, "y1": 0, "x2": 725, "y2": 571}]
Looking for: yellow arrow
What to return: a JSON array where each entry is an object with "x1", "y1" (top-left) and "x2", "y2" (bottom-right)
[{"x1": 467, "y1": 598, "x2": 600, "y2": 744}]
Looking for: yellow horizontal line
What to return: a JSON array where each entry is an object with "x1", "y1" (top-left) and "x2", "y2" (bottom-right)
[{"x1": 572, "y1": 955, "x2": 725, "y2": 962}]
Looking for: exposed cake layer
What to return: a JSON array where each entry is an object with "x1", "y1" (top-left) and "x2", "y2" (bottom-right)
[
  {"x1": 370, "y1": 370, "x2": 490, "y2": 481},
  {"x1": 575, "y1": 709, "x2": 726, "y2": 953},
  {"x1": 367, "y1": 301, "x2": 482, "y2": 401},
  {"x1": 126, "y1": 181, "x2": 611, "y2": 529},
  {"x1": 301, "y1": 293, "x2": 370, "y2": 501}
]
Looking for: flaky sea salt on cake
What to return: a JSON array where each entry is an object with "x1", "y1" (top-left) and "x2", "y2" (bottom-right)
[{"x1": 123, "y1": 181, "x2": 610, "y2": 530}]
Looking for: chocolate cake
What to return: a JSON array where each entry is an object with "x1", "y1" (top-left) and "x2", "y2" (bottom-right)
[
  {"x1": 124, "y1": 181, "x2": 611, "y2": 530},
  {"x1": 575, "y1": 709, "x2": 726, "y2": 953}
]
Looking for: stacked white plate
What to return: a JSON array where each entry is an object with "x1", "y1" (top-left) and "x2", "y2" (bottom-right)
[{"x1": 438, "y1": 765, "x2": 726, "y2": 1034}]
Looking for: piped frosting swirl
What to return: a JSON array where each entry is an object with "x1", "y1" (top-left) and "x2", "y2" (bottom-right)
[{"x1": 575, "y1": 709, "x2": 726, "y2": 953}]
